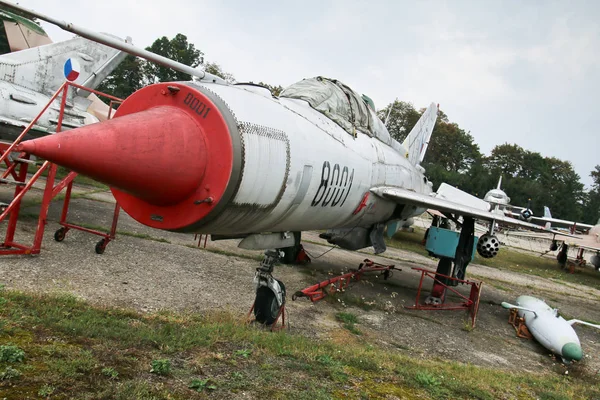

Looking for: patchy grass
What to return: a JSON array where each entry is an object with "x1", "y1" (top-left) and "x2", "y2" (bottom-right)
[
  {"x1": 387, "y1": 228, "x2": 600, "y2": 291},
  {"x1": 473, "y1": 249, "x2": 600, "y2": 291},
  {"x1": 335, "y1": 312, "x2": 362, "y2": 335},
  {"x1": 1, "y1": 287, "x2": 597, "y2": 399},
  {"x1": 387, "y1": 228, "x2": 430, "y2": 257}
]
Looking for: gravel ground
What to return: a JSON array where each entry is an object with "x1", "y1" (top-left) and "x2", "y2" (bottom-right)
[{"x1": 1, "y1": 184, "x2": 600, "y2": 376}]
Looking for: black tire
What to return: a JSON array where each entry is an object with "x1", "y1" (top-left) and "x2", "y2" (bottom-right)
[
  {"x1": 254, "y1": 280, "x2": 286, "y2": 325},
  {"x1": 95, "y1": 239, "x2": 107, "y2": 255},
  {"x1": 279, "y1": 232, "x2": 301, "y2": 265},
  {"x1": 54, "y1": 227, "x2": 66, "y2": 242},
  {"x1": 557, "y1": 246, "x2": 568, "y2": 267}
]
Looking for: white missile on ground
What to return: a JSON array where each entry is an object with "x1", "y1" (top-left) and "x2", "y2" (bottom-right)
[{"x1": 502, "y1": 295, "x2": 600, "y2": 363}]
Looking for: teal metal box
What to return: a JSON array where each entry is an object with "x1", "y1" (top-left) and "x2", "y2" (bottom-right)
[{"x1": 425, "y1": 227, "x2": 478, "y2": 260}]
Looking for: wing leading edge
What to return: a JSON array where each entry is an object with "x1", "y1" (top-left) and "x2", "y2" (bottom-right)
[{"x1": 371, "y1": 186, "x2": 578, "y2": 237}]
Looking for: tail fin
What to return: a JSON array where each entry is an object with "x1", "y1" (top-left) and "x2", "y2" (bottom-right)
[
  {"x1": 402, "y1": 102, "x2": 438, "y2": 165},
  {"x1": 544, "y1": 206, "x2": 552, "y2": 219},
  {"x1": 497, "y1": 176, "x2": 503, "y2": 190},
  {"x1": 0, "y1": 35, "x2": 129, "y2": 97}
]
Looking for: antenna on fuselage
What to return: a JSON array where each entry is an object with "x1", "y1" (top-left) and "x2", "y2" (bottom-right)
[{"x1": 384, "y1": 98, "x2": 398, "y2": 127}]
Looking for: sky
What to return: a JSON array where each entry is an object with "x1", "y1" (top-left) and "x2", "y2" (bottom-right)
[{"x1": 15, "y1": 0, "x2": 600, "y2": 188}]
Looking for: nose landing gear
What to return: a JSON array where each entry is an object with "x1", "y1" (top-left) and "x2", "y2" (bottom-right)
[{"x1": 248, "y1": 249, "x2": 287, "y2": 330}]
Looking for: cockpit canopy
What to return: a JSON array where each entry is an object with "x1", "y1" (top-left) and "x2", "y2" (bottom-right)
[{"x1": 280, "y1": 77, "x2": 400, "y2": 151}]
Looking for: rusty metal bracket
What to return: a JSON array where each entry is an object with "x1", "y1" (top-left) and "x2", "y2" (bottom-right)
[
  {"x1": 405, "y1": 267, "x2": 482, "y2": 329},
  {"x1": 292, "y1": 259, "x2": 397, "y2": 303}
]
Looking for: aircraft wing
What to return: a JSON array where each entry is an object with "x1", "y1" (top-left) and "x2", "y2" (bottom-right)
[
  {"x1": 371, "y1": 186, "x2": 578, "y2": 236},
  {"x1": 569, "y1": 244, "x2": 600, "y2": 252},
  {"x1": 528, "y1": 216, "x2": 594, "y2": 231}
]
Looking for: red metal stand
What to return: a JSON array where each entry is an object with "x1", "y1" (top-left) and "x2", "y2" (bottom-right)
[
  {"x1": 292, "y1": 259, "x2": 397, "y2": 302},
  {"x1": 508, "y1": 308, "x2": 532, "y2": 339},
  {"x1": 247, "y1": 302, "x2": 287, "y2": 331},
  {"x1": 406, "y1": 267, "x2": 482, "y2": 328},
  {"x1": 0, "y1": 82, "x2": 124, "y2": 255},
  {"x1": 295, "y1": 244, "x2": 311, "y2": 264},
  {"x1": 194, "y1": 233, "x2": 209, "y2": 248}
]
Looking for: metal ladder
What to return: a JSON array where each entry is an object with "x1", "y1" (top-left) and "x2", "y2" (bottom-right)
[{"x1": 0, "y1": 81, "x2": 123, "y2": 255}]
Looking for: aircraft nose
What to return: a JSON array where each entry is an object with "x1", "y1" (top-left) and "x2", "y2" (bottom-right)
[{"x1": 561, "y1": 342, "x2": 583, "y2": 361}]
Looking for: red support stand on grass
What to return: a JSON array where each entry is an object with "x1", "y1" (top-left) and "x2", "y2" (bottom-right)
[
  {"x1": 0, "y1": 82, "x2": 124, "y2": 255},
  {"x1": 405, "y1": 267, "x2": 482, "y2": 328}
]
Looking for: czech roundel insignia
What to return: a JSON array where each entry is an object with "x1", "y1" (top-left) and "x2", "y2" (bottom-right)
[{"x1": 63, "y1": 58, "x2": 81, "y2": 81}]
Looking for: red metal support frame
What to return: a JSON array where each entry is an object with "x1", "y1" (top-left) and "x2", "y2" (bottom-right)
[
  {"x1": 405, "y1": 267, "x2": 482, "y2": 328},
  {"x1": 194, "y1": 233, "x2": 208, "y2": 248},
  {"x1": 247, "y1": 302, "x2": 287, "y2": 332},
  {"x1": 0, "y1": 82, "x2": 67, "y2": 168},
  {"x1": 0, "y1": 81, "x2": 125, "y2": 255},
  {"x1": 292, "y1": 259, "x2": 397, "y2": 302}
]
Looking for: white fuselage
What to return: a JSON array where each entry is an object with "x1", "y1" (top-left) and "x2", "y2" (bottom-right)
[
  {"x1": 192, "y1": 83, "x2": 431, "y2": 235},
  {"x1": 0, "y1": 81, "x2": 99, "y2": 133}
]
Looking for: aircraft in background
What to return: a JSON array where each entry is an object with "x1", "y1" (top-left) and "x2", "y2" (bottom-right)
[
  {"x1": 476, "y1": 177, "x2": 599, "y2": 269},
  {"x1": 520, "y1": 206, "x2": 594, "y2": 234},
  {"x1": 477, "y1": 176, "x2": 594, "y2": 233},
  {"x1": 0, "y1": 8, "x2": 129, "y2": 142},
  {"x1": 1, "y1": 1, "x2": 578, "y2": 325}
]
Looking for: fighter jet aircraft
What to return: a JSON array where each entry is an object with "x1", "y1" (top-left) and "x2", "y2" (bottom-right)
[
  {"x1": 1, "y1": 1, "x2": 573, "y2": 325},
  {"x1": 0, "y1": 8, "x2": 129, "y2": 142},
  {"x1": 522, "y1": 206, "x2": 595, "y2": 233}
]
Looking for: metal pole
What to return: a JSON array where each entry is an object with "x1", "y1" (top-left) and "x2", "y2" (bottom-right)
[{"x1": 0, "y1": 1, "x2": 225, "y2": 84}]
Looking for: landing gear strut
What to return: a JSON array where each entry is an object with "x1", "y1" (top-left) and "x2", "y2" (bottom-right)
[
  {"x1": 426, "y1": 217, "x2": 476, "y2": 305},
  {"x1": 249, "y1": 249, "x2": 287, "y2": 329},
  {"x1": 278, "y1": 232, "x2": 311, "y2": 265}
]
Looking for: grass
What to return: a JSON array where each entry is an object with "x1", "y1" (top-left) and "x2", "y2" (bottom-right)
[
  {"x1": 0, "y1": 287, "x2": 598, "y2": 399},
  {"x1": 386, "y1": 228, "x2": 600, "y2": 292},
  {"x1": 473, "y1": 249, "x2": 600, "y2": 291},
  {"x1": 36, "y1": 165, "x2": 109, "y2": 190},
  {"x1": 386, "y1": 228, "x2": 430, "y2": 257},
  {"x1": 335, "y1": 312, "x2": 362, "y2": 335}
]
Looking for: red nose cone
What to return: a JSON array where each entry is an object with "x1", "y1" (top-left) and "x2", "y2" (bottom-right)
[
  {"x1": 18, "y1": 82, "x2": 235, "y2": 231},
  {"x1": 19, "y1": 106, "x2": 207, "y2": 206}
]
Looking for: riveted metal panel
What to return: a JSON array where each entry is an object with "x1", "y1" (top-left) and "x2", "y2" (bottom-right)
[{"x1": 233, "y1": 122, "x2": 290, "y2": 207}]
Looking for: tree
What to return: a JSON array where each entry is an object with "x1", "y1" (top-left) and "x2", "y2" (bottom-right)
[
  {"x1": 258, "y1": 82, "x2": 284, "y2": 96},
  {"x1": 96, "y1": 55, "x2": 144, "y2": 101},
  {"x1": 376, "y1": 100, "x2": 420, "y2": 142},
  {"x1": 98, "y1": 33, "x2": 227, "y2": 101},
  {"x1": 423, "y1": 121, "x2": 481, "y2": 174},
  {"x1": 142, "y1": 34, "x2": 203, "y2": 83},
  {"x1": 205, "y1": 62, "x2": 236, "y2": 84},
  {"x1": 486, "y1": 144, "x2": 525, "y2": 178},
  {"x1": 582, "y1": 165, "x2": 600, "y2": 224}
]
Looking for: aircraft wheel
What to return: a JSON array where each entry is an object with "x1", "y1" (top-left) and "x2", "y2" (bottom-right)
[
  {"x1": 254, "y1": 280, "x2": 285, "y2": 325},
  {"x1": 557, "y1": 248, "x2": 568, "y2": 267},
  {"x1": 54, "y1": 227, "x2": 66, "y2": 242},
  {"x1": 590, "y1": 255, "x2": 599, "y2": 271},
  {"x1": 95, "y1": 239, "x2": 107, "y2": 255},
  {"x1": 279, "y1": 232, "x2": 301, "y2": 265}
]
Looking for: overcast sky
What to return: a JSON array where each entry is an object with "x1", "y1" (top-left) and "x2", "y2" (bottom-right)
[{"x1": 18, "y1": 0, "x2": 599, "y2": 188}]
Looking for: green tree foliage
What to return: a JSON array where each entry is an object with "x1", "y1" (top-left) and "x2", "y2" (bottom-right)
[
  {"x1": 204, "y1": 62, "x2": 236, "y2": 83},
  {"x1": 485, "y1": 145, "x2": 585, "y2": 220},
  {"x1": 379, "y1": 99, "x2": 591, "y2": 222},
  {"x1": 98, "y1": 33, "x2": 234, "y2": 101},
  {"x1": 142, "y1": 34, "x2": 203, "y2": 83},
  {"x1": 258, "y1": 82, "x2": 284, "y2": 96},
  {"x1": 382, "y1": 103, "x2": 483, "y2": 191},
  {"x1": 96, "y1": 55, "x2": 144, "y2": 101},
  {"x1": 582, "y1": 166, "x2": 600, "y2": 224},
  {"x1": 376, "y1": 100, "x2": 421, "y2": 142}
]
